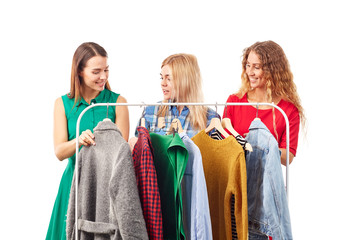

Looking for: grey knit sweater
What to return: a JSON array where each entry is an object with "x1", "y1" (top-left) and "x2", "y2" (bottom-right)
[{"x1": 66, "y1": 120, "x2": 148, "y2": 240}]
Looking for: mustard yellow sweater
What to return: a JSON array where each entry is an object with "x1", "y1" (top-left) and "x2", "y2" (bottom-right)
[{"x1": 192, "y1": 130, "x2": 247, "y2": 240}]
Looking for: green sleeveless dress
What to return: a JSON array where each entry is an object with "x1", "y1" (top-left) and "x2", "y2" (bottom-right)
[{"x1": 46, "y1": 89, "x2": 119, "y2": 240}]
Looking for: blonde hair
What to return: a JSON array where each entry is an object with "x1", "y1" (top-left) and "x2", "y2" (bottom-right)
[
  {"x1": 68, "y1": 42, "x2": 111, "y2": 107},
  {"x1": 158, "y1": 53, "x2": 208, "y2": 130},
  {"x1": 238, "y1": 41, "x2": 306, "y2": 128}
]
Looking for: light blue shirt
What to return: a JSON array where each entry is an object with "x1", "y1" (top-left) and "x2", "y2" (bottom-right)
[{"x1": 179, "y1": 132, "x2": 213, "y2": 240}]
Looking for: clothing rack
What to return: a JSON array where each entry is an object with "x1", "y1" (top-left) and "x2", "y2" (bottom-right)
[{"x1": 74, "y1": 102, "x2": 290, "y2": 240}]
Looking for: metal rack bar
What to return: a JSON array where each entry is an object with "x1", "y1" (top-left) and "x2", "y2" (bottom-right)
[{"x1": 74, "y1": 102, "x2": 290, "y2": 240}]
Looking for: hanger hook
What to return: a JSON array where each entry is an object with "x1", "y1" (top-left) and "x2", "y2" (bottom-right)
[
  {"x1": 176, "y1": 102, "x2": 179, "y2": 119},
  {"x1": 106, "y1": 102, "x2": 109, "y2": 118},
  {"x1": 215, "y1": 101, "x2": 218, "y2": 114},
  {"x1": 225, "y1": 103, "x2": 228, "y2": 118}
]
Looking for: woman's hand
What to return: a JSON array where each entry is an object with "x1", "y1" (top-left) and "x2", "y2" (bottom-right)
[
  {"x1": 128, "y1": 137, "x2": 138, "y2": 152},
  {"x1": 79, "y1": 129, "x2": 95, "y2": 146}
]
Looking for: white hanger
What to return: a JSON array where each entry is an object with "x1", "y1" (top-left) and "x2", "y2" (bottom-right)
[
  {"x1": 103, "y1": 103, "x2": 112, "y2": 122},
  {"x1": 221, "y1": 118, "x2": 252, "y2": 151},
  {"x1": 205, "y1": 102, "x2": 229, "y2": 138},
  {"x1": 205, "y1": 117, "x2": 230, "y2": 138},
  {"x1": 169, "y1": 118, "x2": 184, "y2": 134},
  {"x1": 140, "y1": 118, "x2": 146, "y2": 127},
  {"x1": 221, "y1": 118, "x2": 238, "y2": 136},
  {"x1": 157, "y1": 117, "x2": 165, "y2": 128},
  {"x1": 254, "y1": 103, "x2": 261, "y2": 121},
  {"x1": 223, "y1": 105, "x2": 253, "y2": 151},
  {"x1": 138, "y1": 102, "x2": 146, "y2": 127}
]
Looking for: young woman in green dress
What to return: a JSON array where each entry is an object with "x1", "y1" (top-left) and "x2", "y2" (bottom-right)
[{"x1": 46, "y1": 42, "x2": 129, "y2": 239}]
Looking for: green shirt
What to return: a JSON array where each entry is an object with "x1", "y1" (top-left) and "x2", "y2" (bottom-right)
[
  {"x1": 46, "y1": 88, "x2": 119, "y2": 240},
  {"x1": 150, "y1": 133, "x2": 189, "y2": 240},
  {"x1": 63, "y1": 88, "x2": 119, "y2": 151}
]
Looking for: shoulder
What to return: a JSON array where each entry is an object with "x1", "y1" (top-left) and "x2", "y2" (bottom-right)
[
  {"x1": 116, "y1": 95, "x2": 127, "y2": 103},
  {"x1": 144, "y1": 104, "x2": 159, "y2": 115},
  {"x1": 278, "y1": 99, "x2": 300, "y2": 121},
  {"x1": 102, "y1": 88, "x2": 120, "y2": 102},
  {"x1": 55, "y1": 96, "x2": 64, "y2": 104},
  {"x1": 54, "y1": 97, "x2": 66, "y2": 118},
  {"x1": 60, "y1": 93, "x2": 72, "y2": 103},
  {"x1": 54, "y1": 96, "x2": 65, "y2": 110},
  {"x1": 206, "y1": 107, "x2": 220, "y2": 119},
  {"x1": 279, "y1": 99, "x2": 299, "y2": 114},
  {"x1": 139, "y1": 101, "x2": 164, "y2": 117},
  {"x1": 226, "y1": 93, "x2": 245, "y2": 102},
  {"x1": 57, "y1": 94, "x2": 72, "y2": 109}
]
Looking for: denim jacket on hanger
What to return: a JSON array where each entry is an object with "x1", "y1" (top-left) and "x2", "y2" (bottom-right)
[{"x1": 245, "y1": 119, "x2": 293, "y2": 240}]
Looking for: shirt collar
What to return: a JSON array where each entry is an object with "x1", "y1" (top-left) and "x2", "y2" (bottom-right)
[
  {"x1": 137, "y1": 126, "x2": 150, "y2": 136},
  {"x1": 248, "y1": 119, "x2": 271, "y2": 133},
  {"x1": 94, "y1": 120, "x2": 122, "y2": 136},
  {"x1": 169, "y1": 102, "x2": 189, "y2": 116},
  {"x1": 76, "y1": 89, "x2": 107, "y2": 107}
]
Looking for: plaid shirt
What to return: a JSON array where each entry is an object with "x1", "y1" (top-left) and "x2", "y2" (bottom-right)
[
  {"x1": 132, "y1": 126, "x2": 163, "y2": 240},
  {"x1": 135, "y1": 102, "x2": 220, "y2": 138}
]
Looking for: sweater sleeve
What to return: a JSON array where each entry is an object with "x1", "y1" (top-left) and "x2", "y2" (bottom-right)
[{"x1": 109, "y1": 141, "x2": 149, "y2": 240}]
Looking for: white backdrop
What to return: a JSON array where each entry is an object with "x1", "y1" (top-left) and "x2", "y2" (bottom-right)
[{"x1": 1, "y1": 0, "x2": 359, "y2": 239}]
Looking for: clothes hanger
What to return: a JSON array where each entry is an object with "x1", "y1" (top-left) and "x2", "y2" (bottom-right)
[
  {"x1": 167, "y1": 103, "x2": 184, "y2": 136},
  {"x1": 205, "y1": 102, "x2": 230, "y2": 138},
  {"x1": 205, "y1": 118, "x2": 229, "y2": 138},
  {"x1": 140, "y1": 118, "x2": 146, "y2": 127},
  {"x1": 254, "y1": 103, "x2": 261, "y2": 121},
  {"x1": 169, "y1": 118, "x2": 184, "y2": 135},
  {"x1": 103, "y1": 102, "x2": 112, "y2": 122},
  {"x1": 157, "y1": 117, "x2": 165, "y2": 128},
  {"x1": 140, "y1": 102, "x2": 146, "y2": 127},
  {"x1": 222, "y1": 104, "x2": 252, "y2": 151}
]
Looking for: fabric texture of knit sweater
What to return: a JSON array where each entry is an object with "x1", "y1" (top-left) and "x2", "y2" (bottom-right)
[
  {"x1": 66, "y1": 120, "x2": 148, "y2": 240},
  {"x1": 191, "y1": 130, "x2": 248, "y2": 240}
]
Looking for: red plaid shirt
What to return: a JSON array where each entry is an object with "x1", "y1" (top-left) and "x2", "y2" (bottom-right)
[{"x1": 132, "y1": 127, "x2": 163, "y2": 240}]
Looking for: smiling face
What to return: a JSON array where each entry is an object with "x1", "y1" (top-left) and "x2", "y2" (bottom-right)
[
  {"x1": 246, "y1": 51, "x2": 266, "y2": 90},
  {"x1": 80, "y1": 55, "x2": 109, "y2": 92},
  {"x1": 160, "y1": 64, "x2": 173, "y2": 101}
]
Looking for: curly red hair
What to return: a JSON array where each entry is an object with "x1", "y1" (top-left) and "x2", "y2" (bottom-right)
[{"x1": 238, "y1": 40, "x2": 305, "y2": 127}]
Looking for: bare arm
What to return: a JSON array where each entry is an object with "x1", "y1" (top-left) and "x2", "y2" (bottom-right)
[
  {"x1": 115, "y1": 95, "x2": 130, "y2": 141},
  {"x1": 53, "y1": 97, "x2": 95, "y2": 161},
  {"x1": 280, "y1": 148, "x2": 294, "y2": 166},
  {"x1": 53, "y1": 97, "x2": 76, "y2": 161}
]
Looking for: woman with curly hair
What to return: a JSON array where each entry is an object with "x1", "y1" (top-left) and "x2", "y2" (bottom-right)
[{"x1": 223, "y1": 40, "x2": 305, "y2": 165}]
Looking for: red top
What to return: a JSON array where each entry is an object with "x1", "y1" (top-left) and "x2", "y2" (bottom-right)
[{"x1": 223, "y1": 93, "x2": 300, "y2": 156}]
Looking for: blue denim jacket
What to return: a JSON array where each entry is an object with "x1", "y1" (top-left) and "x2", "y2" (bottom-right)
[{"x1": 245, "y1": 120, "x2": 292, "y2": 240}]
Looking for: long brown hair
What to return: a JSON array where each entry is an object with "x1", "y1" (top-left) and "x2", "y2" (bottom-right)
[
  {"x1": 68, "y1": 42, "x2": 111, "y2": 105},
  {"x1": 158, "y1": 53, "x2": 208, "y2": 130},
  {"x1": 238, "y1": 40, "x2": 306, "y2": 128}
]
